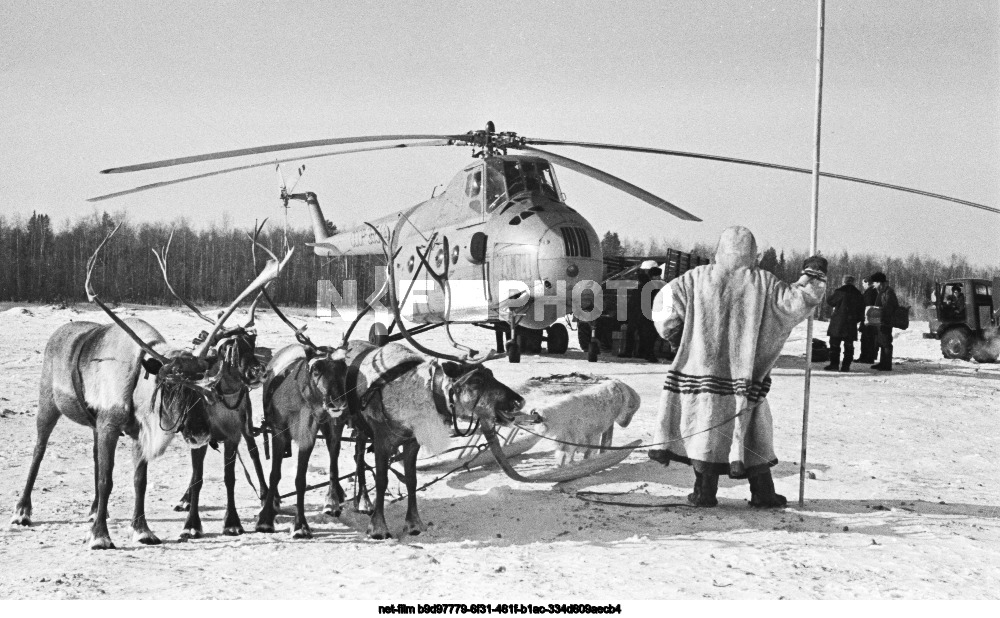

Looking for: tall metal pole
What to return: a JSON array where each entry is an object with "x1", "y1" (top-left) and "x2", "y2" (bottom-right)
[{"x1": 799, "y1": 0, "x2": 826, "y2": 508}]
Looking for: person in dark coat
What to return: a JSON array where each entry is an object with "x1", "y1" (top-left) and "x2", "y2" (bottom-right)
[
  {"x1": 619, "y1": 260, "x2": 660, "y2": 363},
  {"x1": 857, "y1": 276, "x2": 879, "y2": 363},
  {"x1": 869, "y1": 271, "x2": 899, "y2": 371},
  {"x1": 824, "y1": 275, "x2": 865, "y2": 372}
]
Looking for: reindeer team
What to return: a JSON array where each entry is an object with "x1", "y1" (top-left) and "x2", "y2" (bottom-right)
[{"x1": 9, "y1": 223, "x2": 525, "y2": 548}]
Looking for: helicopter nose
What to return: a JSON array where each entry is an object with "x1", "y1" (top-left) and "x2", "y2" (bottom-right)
[{"x1": 538, "y1": 224, "x2": 603, "y2": 288}]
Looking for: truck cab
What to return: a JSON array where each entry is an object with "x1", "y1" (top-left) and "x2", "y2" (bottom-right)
[{"x1": 925, "y1": 277, "x2": 998, "y2": 361}]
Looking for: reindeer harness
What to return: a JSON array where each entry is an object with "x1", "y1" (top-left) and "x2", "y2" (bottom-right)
[{"x1": 347, "y1": 351, "x2": 478, "y2": 438}]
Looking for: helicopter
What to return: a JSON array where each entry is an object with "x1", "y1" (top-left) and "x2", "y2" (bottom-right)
[{"x1": 91, "y1": 122, "x2": 1000, "y2": 363}]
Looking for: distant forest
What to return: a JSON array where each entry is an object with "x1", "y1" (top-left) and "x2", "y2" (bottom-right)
[
  {"x1": 0, "y1": 212, "x2": 324, "y2": 306},
  {"x1": 1, "y1": 212, "x2": 998, "y2": 319}
]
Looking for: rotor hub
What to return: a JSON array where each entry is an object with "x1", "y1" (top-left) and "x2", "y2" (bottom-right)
[{"x1": 462, "y1": 123, "x2": 525, "y2": 158}]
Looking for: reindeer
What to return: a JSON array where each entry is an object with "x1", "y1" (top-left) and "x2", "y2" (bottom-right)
[
  {"x1": 9, "y1": 223, "x2": 290, "y2": 549},
  {"x1": 258, "y1": 224, "x2": 525, "y2": 540},
  {"x1": 344, "y1": 341, "x2": 524, "y2": 539},
  {"x1": 155, "y1": 223, "x2": 276, "y2": 538},
  {"x1": 247, "y1": 247, "x2": 370, "y2": 538},
  {"x1": 253, "y1": 337, "x2": 350, "y2": 539}
]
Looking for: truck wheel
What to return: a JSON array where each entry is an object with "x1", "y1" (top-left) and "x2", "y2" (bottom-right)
[
  {"x1": 546, "y1": 323, "x2": 569, "y2": 354},
  {"x1": 940, "y1": 328, "x2": 971, "y2": 360}
]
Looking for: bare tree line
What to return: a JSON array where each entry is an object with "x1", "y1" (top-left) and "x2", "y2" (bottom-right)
[{"x1": 0, "y1": 211, "x2": 324, "y2": 306}]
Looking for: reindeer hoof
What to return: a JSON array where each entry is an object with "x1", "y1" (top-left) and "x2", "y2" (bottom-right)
[
  {"x1": 323, "y1": 503, "x2": 343, "y2": 518},
  {"x1": 10, "y1": 510, "x2": 31, "y2": 527},
  {"x1": 255, "y1": 521, "x2": 275, "y2": 534},
  {"x1": 133, "y1": 530, "x2": 162, "y2": 545},
  {"x1": 291, "y1": 525, "x2": 312, "y2": 540},
  {"x1": 87, "y1": 534, "x2": 116, "y2": 550},
  {"x1": 173, "y1": 500, "x2": 191, "y2": 512},
  {"x1": 222, "y1": 524, "x2": 245, "y2": 536},
  {"x1": 179, "y1": 527, "x2": 203, "y2": 540},
  {"x1": 405, "y1": 522, "x2": 426, "y2": 536},
  {"x1": 367, "y1": 524, "x2": 392, "y2": 540}
]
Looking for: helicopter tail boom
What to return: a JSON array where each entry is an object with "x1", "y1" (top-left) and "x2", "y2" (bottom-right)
[{"x1": 301, "y1": 192, "x2": 330, "y2": 246}]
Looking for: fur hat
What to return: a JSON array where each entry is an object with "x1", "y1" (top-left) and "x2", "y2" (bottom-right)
[{"x1": 869, "y1": 272, "x2": 887, "y2": 283}]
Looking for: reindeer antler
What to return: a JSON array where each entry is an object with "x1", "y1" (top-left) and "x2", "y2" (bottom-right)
[
  {"x1": 248, "y1": 220, "x2": 341, "y2": 352},
  {"x1": 193, "y1": 224, "x2": 295, "y2": 359},
  {"x1": 86, "y1": 223, "x2": 170, "y2": 365},
  {"x1": 413, "y1": 233, "x2": 488, "y2": 359},
  {"x1": 151, "y1": 228, "x2": 215, "y2": 325},
  {"x1": 244, "y1": 291, "x2": 264, "y2": 328},
  {"x1": 367, "y1": 223, "x2": 503, "y2": 365}
]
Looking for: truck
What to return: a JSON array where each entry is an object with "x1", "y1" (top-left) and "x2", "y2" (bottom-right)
[
  {"x1": 923, "y1": 278, "x2": 999, "y2": 362},
  {"x1": 575, "y1": 250, "x2": 710, "y2": 361}
]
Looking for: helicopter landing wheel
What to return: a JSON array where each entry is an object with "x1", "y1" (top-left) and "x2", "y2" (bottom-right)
[
  {"x1": 368, "y1": 322, "x2": 389, "y2": 347},
  {"x1": 545, "y1": 323, "x2": 569, "y2": 354},
  {"x1": 507, "y1": 340, "x2": 521, "y2": 364},
  {"x1": 587, "y1": 340, "x2": 600, "y2": 362}
]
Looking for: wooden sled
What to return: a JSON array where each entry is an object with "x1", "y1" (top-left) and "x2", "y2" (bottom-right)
[
  {"x1": 417, "y1": 431, "x2": 542, "y2": 471},
  {"x1": 481, "y1": 425, "x2": 640, "y2": 483}
]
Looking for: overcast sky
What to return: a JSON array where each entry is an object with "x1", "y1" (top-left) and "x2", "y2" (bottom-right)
[{"x1": 2, "y1": 0, "x2": 997, "y2": 265}]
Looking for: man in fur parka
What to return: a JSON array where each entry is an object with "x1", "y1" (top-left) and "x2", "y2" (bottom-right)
[{"x1": 648, "y1": 226, "x2": 827, "y2": 508}]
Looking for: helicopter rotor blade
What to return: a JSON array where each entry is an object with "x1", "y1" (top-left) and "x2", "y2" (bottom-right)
[
  {"x1": 520, "y1": 145, "x2": 701, "y2": 222},
  {"x1": 87, "y1": 140, "x2": 454, "y2": 202},
  {"x1": 100, "y1": 134, "x2": 468, "y2": 174},
  {"x1": 522, "y1": 138, "x2": 1000, "y2": 216}
]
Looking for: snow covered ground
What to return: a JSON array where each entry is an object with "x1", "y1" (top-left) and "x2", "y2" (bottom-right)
[{"x1": 1, "y1": 304, "x2": 998, "y2": 599}]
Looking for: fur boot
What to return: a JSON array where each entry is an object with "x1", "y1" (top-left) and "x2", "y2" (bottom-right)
[
  {"x1": 748, "y1": 469, "x2": 787, "y2": 508},
  {"x1": 687, "y1": 471, "x2": 719, "y2": 507}
]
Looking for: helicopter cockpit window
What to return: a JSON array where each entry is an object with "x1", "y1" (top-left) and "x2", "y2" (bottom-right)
[
  {"x1": 485, "y1": 162, "x2": 506, "y2": 211},
  {"x1": 465, "y1": 170, "x2": 482, "y2": 198},
  {"x1": 502, "y1": 159, "x2": 559, "y2": 201}
]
